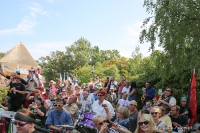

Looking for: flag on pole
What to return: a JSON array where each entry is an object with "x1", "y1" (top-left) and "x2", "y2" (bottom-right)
[
  {"x1": 59, "y1": 73, "x2": 62, "y2": 82},
  {"x1": 188, "y1": 68, "x2": 197, "y2": 126},
  {"x1": 63, "y1": 72, "x2": 65, "y2": 82}
]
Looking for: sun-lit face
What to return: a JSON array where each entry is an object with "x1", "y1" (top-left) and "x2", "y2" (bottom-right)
[
  {"x1": 138, "y1": 118, "x2": 149, "y2": 132},
  {"x1": 151, "y1": 109, "x2": 160, "y2": 120}
]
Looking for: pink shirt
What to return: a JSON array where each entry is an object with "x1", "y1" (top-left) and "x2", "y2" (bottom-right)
[
  {"x1": 118, "y1": 81, "x2": 126, "y2": 94},
  {"x1": 50, "y1": 88, "x2": 57, "y2": 94}
]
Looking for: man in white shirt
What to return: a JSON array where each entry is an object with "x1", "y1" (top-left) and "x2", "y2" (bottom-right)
[
  {"x1": 91, "y1": 91, "x2": 115, "y2": 120},
  {"x1": 121, "y1": 82, "x2": 130, "y2": 95},
  {"x1": 117, "y1": 93, "x2": 130, "y2": 108}
]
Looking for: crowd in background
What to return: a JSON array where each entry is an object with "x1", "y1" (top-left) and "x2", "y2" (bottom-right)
[{"x1": 0, "y1": 67, "x2": 199, "y2": 133}]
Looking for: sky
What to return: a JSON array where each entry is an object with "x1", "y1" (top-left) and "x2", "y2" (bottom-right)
[{"x1": 0, "y1": 0, "x2": 161, "y2": 60}]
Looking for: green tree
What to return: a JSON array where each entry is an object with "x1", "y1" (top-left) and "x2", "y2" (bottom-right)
[{"x1": 140, "y1": 0, "x2": 200, "y2": 89}]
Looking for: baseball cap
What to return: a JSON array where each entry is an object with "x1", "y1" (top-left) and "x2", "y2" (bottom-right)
[{"x1": 46, "y1": 87, "x2": 50, "y2": 91}]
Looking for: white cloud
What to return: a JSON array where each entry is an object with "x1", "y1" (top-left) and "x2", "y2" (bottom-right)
[
  {"x1": 27, "y1": 41, "x2": 72, "y2": 60},
  {"x1": 0, "y1": 2, "x2": 48, "y2": 35}
]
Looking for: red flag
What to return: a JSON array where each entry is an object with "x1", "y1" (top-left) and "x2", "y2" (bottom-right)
[{"x1": 189, "y1": 69, "x2": 197, "y2": 126}]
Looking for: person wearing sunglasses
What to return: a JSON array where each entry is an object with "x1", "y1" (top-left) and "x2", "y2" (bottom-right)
[
  {"x1": 135, "y1": 114, "x2": 157, "y2": 133},
  {"x1": 91, "y1": 91, "x2": 115, "y2": 120},
  {"x1": 45, "y1": 98, "x2": 73, "y2": 133},
  {"x1": 157, "y1": 87, "x2": 176, "y2": 108},
  {"x1": 14, "y1": 108, "x2": 48, "y2": 133},
  {"x1": 150, "y1": 106, "x2": 167, "y2": 133},
  {"x1": 92, "y1": 114, "x2": 131, "y2": 133}
]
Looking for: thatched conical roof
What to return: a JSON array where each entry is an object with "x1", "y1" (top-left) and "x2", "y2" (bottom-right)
[{"x1": 0, "y1": 42, "x2": 38, "y2": 67}]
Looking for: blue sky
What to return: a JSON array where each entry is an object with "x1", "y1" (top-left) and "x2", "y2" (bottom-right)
[{"x1": 0, "y1": 0, "x2": 161, "y2": 60}]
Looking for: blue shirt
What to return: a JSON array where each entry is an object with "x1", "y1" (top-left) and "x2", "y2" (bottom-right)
[
  {"x1": 114, "y1": 118, "x2": 129, "y2": 129},
  {"x1": 45, "y1": 109, "x2": 73, "y2": 131},
  {"x1": 145, "y1": 87, "x2": 155, "y2": 101}
]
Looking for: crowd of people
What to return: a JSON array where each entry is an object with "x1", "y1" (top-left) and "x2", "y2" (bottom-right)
[{"x1": 0, "y1": 68, "x2": 199, "y2": 133}]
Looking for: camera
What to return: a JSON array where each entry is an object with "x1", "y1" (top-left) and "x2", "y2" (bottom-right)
[
  {"x1": 102, "y1": 104, "x2": 107, "y2": 107},
  {"x1": 106, "y1": 120, "x2": 112, "y2": 128}
]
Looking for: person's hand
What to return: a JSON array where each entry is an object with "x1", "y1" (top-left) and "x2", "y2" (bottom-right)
[
  {"x1": 11, "y1": 87, "x2": 16, "y2": 91},
  {"x1": 111, "y1": 121, "x2": 120, "y2": 131},
  {"x1": 103, "y1": 104, "x2": 109, "y2": 112},
  {"x1": 99, "y1": 123, "x2": 109, "y2": 133},
  {"x1": 31, "y1": 102, "x2": 37, "y2": 108},
  {"x1": 172, "y1": 122, "x2": 180, "y2": 127}
]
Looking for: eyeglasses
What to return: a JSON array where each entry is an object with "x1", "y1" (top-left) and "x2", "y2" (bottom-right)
[
  {"x1": 98, "y1": 95, "x2": 103, "y2": 97},
  {"x1": 151, "y1": 112, "x2": 159, "y2": 115},
  {"x1": 13, "y1": 121, "x2": 28, "y2": 127},
  {"x1": 53, "y1": 104, "x2": 62, "y2": 107},
  {"x1": 138, "y1": 121, "x2": 149, "y2": 126},
  {"x1": 165, "y1": 90, "x2": 171, "y2": 92},
  {"x1": 98, "y1": 120, "x2": 107, "y2": 125}
]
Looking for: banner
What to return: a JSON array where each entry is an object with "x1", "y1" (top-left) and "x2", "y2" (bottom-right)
[{"x1": 189, "y1": 69, "x2": 197, "y2": 126}]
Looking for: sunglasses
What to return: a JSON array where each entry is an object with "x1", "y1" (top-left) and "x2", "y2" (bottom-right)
[
  {"x1": 161, "y1": 109, "x2": 166, "y2": 111},
  {"x1": 13, "y1": 121, "x2": 28, "y2": 127},
  {"x1": 151, "y1": 112, "x2": 159, "y2": 115},
  {"x1": 138, "y1": 121, "x2": 149, "y2": 126},
  {"x1": 98, "y1": 95, "x2": 104, "y2": 97},
  {"x1": 53, "y1": 104, "x2": 62, "y2": 107},
  {"x1": 98, "y1": 120, "x2": 108, "y2": 125}
]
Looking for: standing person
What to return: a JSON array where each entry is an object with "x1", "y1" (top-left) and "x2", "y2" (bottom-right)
[
  {"x1": 121, "y1": 82, "x2": 130, "y2": 96},
  {"x1": 128, "y1": 81, "x2": 137, "y2": 101},
  {"x1": 134, "y1": 114, "x2": 157, "y2": 133},
  {"x1": 117, "y1": 93, "x2": 130, "y2": 108},
  {"x1": 87, "y1": 78, "x2": 94, "y2": 87},
  {"x1": 142, "y1": 81, "x2": 155, "y2": 110},
  {"x1": 14, "y1": 108, "x2": 47, "y2": 133},
  {"x1": 107, "y1": 77, "x2": 118, "y2": 93},
  {"x1": 45, "y1": 98, "x2": 73, "y2": 133},
  {"x1": 91, "y1": 91, "x2": 115, "y2": 120},
  {"x1": 128, "y1": 100, "x2": 138, "y2": 133},
  {"x1": 117, "y1": 77, "x2": 126, "y2": 100},
  {"x1": 8, "y1": 75, "x2": 25, "y2": 111},
  {"x1": 169, "y1": 105, "x2": 188, "y2": 133},
  {"x1": 158, "y1": 87, "x2": 176, "y2": 108},
  {"x1": 109, "y1": 88, "x2": 117, "y2": 108}
]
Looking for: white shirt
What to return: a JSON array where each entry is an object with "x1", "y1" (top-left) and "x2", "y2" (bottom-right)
[
  {"x1": 110, "y1": 81, "x2": 118, "y2": 90},
  {"x1": 92, "y1": 100, "x2": 115, "y2": 118},
  {"x1": 117, "y1": 99, "x2": 130, "y2": 107},
  {"x1": 122, "y1": 86, "x2": 130, "y2": 94},
  {"x1": 169, "y1": 96, "x2": 176, "y2": 106}
]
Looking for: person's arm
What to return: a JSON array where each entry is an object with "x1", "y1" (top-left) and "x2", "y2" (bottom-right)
[
  {"x1": 47, "y1": 125, "x2": 62, "y2": 132},
  {"x1": 103, "y1": 105, "x2": 112, "y2": 120},
  {"x1": 129, "y1": 88, "x2": 137, "y2": 96},
  {"x1": 111, "y1": 122, "x2": 132, "y2": 133},
  {"x1": 0, "y1": 71, "x2": 6, "y2": 77},
  {"x1": 0, "y1": 104, "x2": 8, "y2": 111},
  {"x1": 35, "y1": 107, "x2": 45, "y2": 117}
]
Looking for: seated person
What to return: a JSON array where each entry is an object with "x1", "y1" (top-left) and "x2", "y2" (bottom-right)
[
  {"x1": 28, "y1": 98, "x2": 46, "y2": 127},
  {"x1": 45, "y1": 98, "x2": 73, "y2": 133},
  {"x1": 114, "y1": 106, "x2": 129, "y2": 129},
  {"x1": 92, "y1": 114, "x2": 131, "y2": 133}
]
